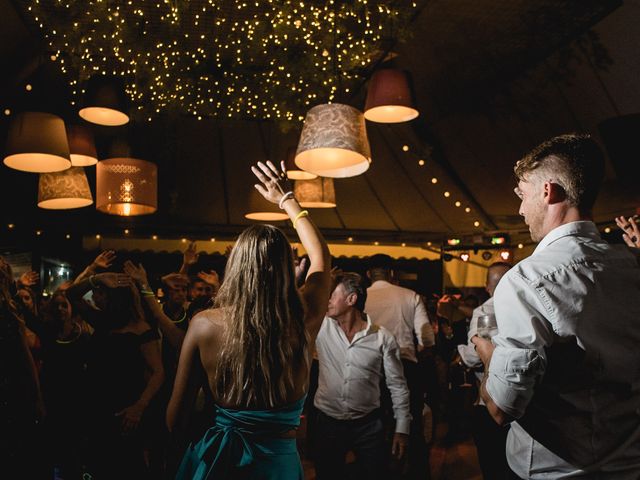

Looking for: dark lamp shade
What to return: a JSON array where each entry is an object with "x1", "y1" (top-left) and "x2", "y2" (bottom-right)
[
  {"x1": 96, "y1": 158, "x2": 157, "y2": 216},
  {"x1": 245, "y1": 189, "x2": 289, "y2": 221},
  {"x1": 284, "y1": 146, "x2": 317, "y2": 180},
  {"x1": 364, "y1": 69, "x2": 419, "y2": 123},
  {"x1": 38, "y1": 167, "x2": 93, "y2": 209},
  {"x1": 68, "y1": 125, "x2": 98, "y2": 166},
  {"x1": 78, "y1": 75, "x2": 130, "y2": 126},
  {"x1": 295, "y1": 177, "x2": 336, "y2": 208},
  {"x1": 295, "y1": 104, "x2": 371, "y2": 178},
  {"x1": 4, "y1": 112, "x2": 72, "y2": 173}
]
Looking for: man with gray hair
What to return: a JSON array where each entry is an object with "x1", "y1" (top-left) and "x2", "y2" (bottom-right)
[
  {"x1": 314, "y1": 272, "x2": 411, "y2": 480},
  {"x1": 473, "y1": 134, "x2": 640, "y2": 478}
]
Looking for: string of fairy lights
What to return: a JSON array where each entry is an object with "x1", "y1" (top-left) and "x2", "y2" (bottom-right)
[{"x1": 26, "y1": 0, "x2": 417, "y2": 121}]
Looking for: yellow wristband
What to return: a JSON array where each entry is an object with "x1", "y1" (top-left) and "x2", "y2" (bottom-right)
[{"x1": 292, "y1": 210, "x2": 309, "y2": 229}]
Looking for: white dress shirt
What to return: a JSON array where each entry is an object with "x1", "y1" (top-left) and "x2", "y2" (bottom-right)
[
  {"x1": 365, "y1": 280, "x2": 435, "y2": 363},
  {"x1": 489, "y1": 221, "x2": 640, "y2": 478},
  {"x1": 314, "y1": 314, "x2": 412, "y2": 434}
]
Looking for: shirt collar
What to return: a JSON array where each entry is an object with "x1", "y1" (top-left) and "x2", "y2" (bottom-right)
[
  {"x1": 533, "y1": 220, "x2": 601, "y2": 254},
  {"x1": 328, "y1": 313, "x2": 374, "y2": 337},
  {"x1": 369, "y1": 280, "x2": 392, "y2": 289}
]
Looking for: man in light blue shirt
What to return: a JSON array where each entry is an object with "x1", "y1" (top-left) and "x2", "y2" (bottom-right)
[{"x1": 473, "y1": 134, "x2": 640, "y2": 478}]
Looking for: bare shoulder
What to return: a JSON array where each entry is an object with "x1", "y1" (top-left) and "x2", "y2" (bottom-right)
[{"x1": 189, "y1": 308, "x2": 226, "y2": 337}]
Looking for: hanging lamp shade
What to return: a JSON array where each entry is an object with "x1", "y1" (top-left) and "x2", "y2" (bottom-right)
[
  {"x1": 4, "y1": 112, "x2": 72, "y2": 173},
  {"x1": 68, "y1": 125, "x2": 98, "y2": 166},
  {"x1": 295, "y1": 103, "x2": 371, "y2": 178},
  {"x1": 364, "y1": 69, "x2": 419, "y2": 123},
  {"x1": 295, "y1": 177, "x2": 336, "y2": 208},
  {"x1": 96, "y1": 158, "x2": 157, "y2": 216},
  {"x1": 38, "y1": 167, "x2": 93, "y2": 209},
  {"x1": 245, "y1": 189, "x2": 289, "y2": 221},
  {"x1": 78, "y1": 75, "x2": 130, "y2": 126},
  {"x1": 284, "y1": 146, "x2": 317, "y2": 180}
]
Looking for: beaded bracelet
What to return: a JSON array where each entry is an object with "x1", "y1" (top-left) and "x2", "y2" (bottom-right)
[
  {"x1": 278, "y1": 191, "x2": 295, "y2": 209},
  {"x1": 293, "y1": 210, "x2": 309, "y2": 229}
]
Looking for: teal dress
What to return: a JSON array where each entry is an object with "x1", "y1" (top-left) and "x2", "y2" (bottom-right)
[{"x1": 176, "y1": 396, "x2": 305, "y2": 479}]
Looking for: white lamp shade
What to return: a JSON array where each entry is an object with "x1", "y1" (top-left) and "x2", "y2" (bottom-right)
[
  {"x1": 96, "y1": 158, "x2": 157, "y2": 216},
  {"x1": 4, "y1": 112, "x2": 72, "y2": 173},
  {"x1": 68, "y1": 125, "x2": 98, "y2": 166},
  {"x1": 295, "y1": 177, "x2": 336, "y2": 208},
  {"x1": 364, "y1": 69, "x2": 419, "y2": 123},
  {"x1": 38, "y1": 167, "x2": 93, "y2": 209},
  {"x1": 295, "y1": 104, "x2": 371, "y2": 178},
  {"x1": 245, "y1": 189, "x2": 289, "y2": 221}
]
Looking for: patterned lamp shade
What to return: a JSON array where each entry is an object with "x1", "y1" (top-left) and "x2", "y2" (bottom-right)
[
  {"x1": 364, "y1": 69, "x2": 418, "y2": 123},
  {"x1": 284, "y1": 146, "x2": 317, "y2": 180},
  {"x1": 68, "y1": 125, "x2": 98, "y2": 166},
  {"x1": 295, "y1": 177, "x2": 336, "y2": 208},
  {"x1": 96, "y1": 158, "x2": 157, "y2": 216},
  {"x1": 38, "y1": 167, "x2": 93, "y2": 209},
  {"x1": 295, "y1": 104, "x2": 371, "y2": 178},
  {"x1": 245, "y1": 189, "x2": 289, "y2": 221},
  {"x1": 78, "y1": 75, "x2": 130, "y2": 126},
  {"x1": 4, "y1": 112, "x2": 72, "y2": 173}
]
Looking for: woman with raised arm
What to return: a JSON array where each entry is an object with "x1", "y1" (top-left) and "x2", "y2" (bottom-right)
[{"x1": 168, "y1": 161, "x2": 331, "y2": 479}]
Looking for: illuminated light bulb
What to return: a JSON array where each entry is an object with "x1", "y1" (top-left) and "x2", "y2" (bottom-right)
[
  {"x1": 36, "y1": 230, "x2": 42, "y2": 236},
  {"x1": 210, "y1": 238, "x2": 216, "y2": 242},
  {"x1": 455, "y1": 201, "x2": 461, "y2": 207},
  {"x1": 604, "y1": 227, "x2": 611, "y2": 233},
  {"x1": 465, "y1": 207, "x2": 471, "y2": 213},
  {"x1": 181, "y1": 238, "x2": 187, "y2": 243},
  {"x1": 518, "y1": 243, "x2": 524, "y2": 249},
  {"x1": 95, "y1": 234, "x2": 101, "y2": 239},
  {"x1": 124, "y1": 229, "x2": 130, "y2": 234},
  {"x1": 26, "y1": 84, "x2": 33, "y2": 91},
  {"x1": 347, "y1": 237, "x2": 353, "y2": 242},
  {"x1": 374, "y1": 241, "x2": 379, "y2": 246},
  {"x1": 402, "y1": 145, "x2": 409, "y2": 152},
  {"x1": 66, "y1": 234, "x2": 71, "y2": 239},
  {"x1": 122, "y1": 202, "x2": 132, "y2": 216},
  {"x1": 500, "y1": 250, "x2": 511, "y2": 261},
  {"x1": 460, "y1": 252, "x2": 470, "y2": 262},
  {"x1": 4, "y1": 109, "x2": 10, "y2": 116},
  {"x1": 418, "y1": 159, "x2": 425, "y2": 166},
  {"x1": 444, "y1": 191, "x2": 450, "y2": 198},
  {"x1": 152, "y1": 235, "x2": 158, "y2": 240},
  {"x1": 401, "y1": 242, "x2": 406, "y2": 247},
  {"x1": 431, "y1": 178, "x2": 437, "y2": 184},
  {"x1": 7, "y1": 223, "x2": 14, "y2": 229},
  {"x1": 474, "y1": 221, "x2": 480, "y2": 227}
]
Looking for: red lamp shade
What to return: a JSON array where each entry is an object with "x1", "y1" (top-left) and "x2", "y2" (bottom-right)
[{"x1": 364, "y1": 69, "x2": 419, "y2": 123}]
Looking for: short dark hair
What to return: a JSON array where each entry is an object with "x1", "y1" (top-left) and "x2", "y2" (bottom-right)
[
  {"x1": 368, "y1": 253, "x2": 392, "y2": 271},
  {"x1": 335, "y1": 272, "x2": 367, "y2": 312},
  {"x1": 514, "y1": 133, "x2": 605, "y2": 214}
]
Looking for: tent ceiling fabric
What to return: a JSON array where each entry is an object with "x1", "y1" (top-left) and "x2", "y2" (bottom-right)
[{"x1": 1, "y1": 0, "x2": 639, "y2": 243}]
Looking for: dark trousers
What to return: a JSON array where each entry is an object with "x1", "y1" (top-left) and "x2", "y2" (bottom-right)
[
  {"x1": 402, "y1": 359, "x2": 431, "y2": 480},
  {"x1": 314, "y1": 410, "x2": 388, "y2": 480},
  {"x1": 471, "y1": 405, "x2": 511, "y2": 480}
]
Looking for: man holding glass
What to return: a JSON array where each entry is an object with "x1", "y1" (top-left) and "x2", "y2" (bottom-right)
[{"x1": 473, "y1": 134, "x2": 640, "y2": 478}]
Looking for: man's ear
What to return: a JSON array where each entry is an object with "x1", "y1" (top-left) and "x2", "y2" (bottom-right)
[
  {"x1": 545, "y1": 181, "x2": 567, "y2": 205},
  {"x1": 366, "y1": 270, "x2": 371, "y2": 280},
  {"x1": 346, "y1": 292, "x2": 358, "y2": 307}
]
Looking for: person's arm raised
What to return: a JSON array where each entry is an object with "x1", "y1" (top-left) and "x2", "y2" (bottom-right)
[{"x1": 252, "y1": 160, "x2": 331, "y2": 341}]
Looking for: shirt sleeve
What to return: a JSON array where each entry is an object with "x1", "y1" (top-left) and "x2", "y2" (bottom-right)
[
  {"x1": 413, "y1": 295, "x2": 435, "y2": 347},
  {"x1": 381, "y1": 330, "x2": 412, "y2": 434},
  {"x1": 487, "y1": 271, "x2": 551, "y2": 419},
  {"x1": 458, "y1": 314, "x2": 482, "y2": 368}
]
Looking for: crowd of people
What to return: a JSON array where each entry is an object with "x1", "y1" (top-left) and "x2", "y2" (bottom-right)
[{"x1": 3, "y1": 134, "x2": 640, "y2": 479}]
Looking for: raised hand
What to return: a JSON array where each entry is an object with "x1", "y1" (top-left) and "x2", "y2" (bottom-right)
[
  {"x1": 615, "y1": 215, "x2": 640, "y2": 248},
  {"x1": 251, "y1": 160, "x2": 292, "y2": 205},
  {"x1": 18, "y1": 270, "x2": 39, "y2": 287},
  {"x1": 92, "y1": 250, "x2": 116, "y2": 270},
  {"x1": 95, "y1": 272, "x2": 132, "y2": 289},
  {"x1": 161, "y1": 272, "x2": 189, "y2": 290},
  {"x1": 183, "y1": 241, "x2": 198, "y2": 266},
  {"x1": 197, "y1": 270, "x2": 220, "y2": 289},
  {"x1": 123, "y1": 260, "x2": 149, "y2": 287}
]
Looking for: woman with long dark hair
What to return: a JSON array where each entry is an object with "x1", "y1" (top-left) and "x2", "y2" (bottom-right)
[{"x1": 167, "y1": 161, "x2": 331, "y2": 479}]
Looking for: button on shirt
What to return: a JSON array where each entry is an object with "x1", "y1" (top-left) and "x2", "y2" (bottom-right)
[
  {"x1": 314, "y1": 315, "x2": 411, "y2": 434},
  {"x1": 488, "y1": 221, "x2": 640, "y2": 478},
  {"x1": 366, "y1": 281, "x2": 435, "y2": 363}
]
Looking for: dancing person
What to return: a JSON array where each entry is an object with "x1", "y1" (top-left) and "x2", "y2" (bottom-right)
[
  {"x1": 66, "y1": 271, "x2": 164, "y2": 480},
  {"x1": 456, "y1": 262, "x2": 511, "y2": 479},
  {"x1": 615, "y1": 214, "x2": 640, "y2": 247},
  {"x1": 473, "y1": 134, "x2": 640, "y2": 478},
  {"x1": 365, "y1": 254, "x2": 434, "y2": 479},
  {"x1": 168, "y1": 160, "x2": 331, "y2": 479},
  {"x1": 313, "y1": 272, "x2": 410, "y2": 480}
]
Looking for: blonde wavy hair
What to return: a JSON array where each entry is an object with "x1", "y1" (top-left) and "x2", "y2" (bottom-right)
[{"x1": 214, "y1": 224, "x2": 307, "y2": 408}]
